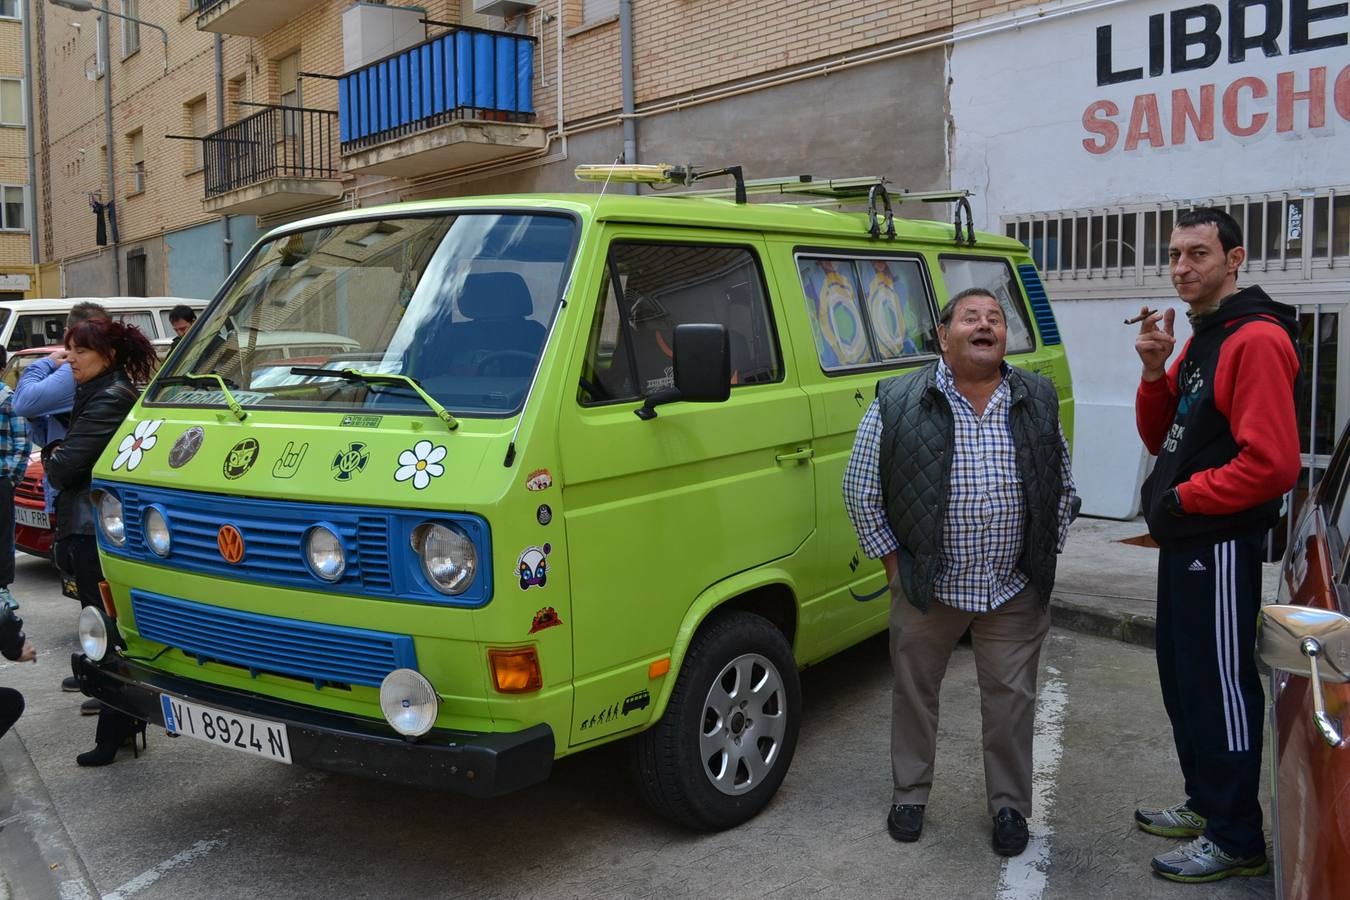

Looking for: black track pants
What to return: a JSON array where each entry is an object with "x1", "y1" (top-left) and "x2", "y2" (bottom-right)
[{"x1": 1155, "y1": 532, "x2": 1266, "y2": 858}]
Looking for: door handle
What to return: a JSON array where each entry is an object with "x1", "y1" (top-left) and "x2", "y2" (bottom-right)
[{"x1": 775, "y1": 447, "x2": 814, "y2": 464}]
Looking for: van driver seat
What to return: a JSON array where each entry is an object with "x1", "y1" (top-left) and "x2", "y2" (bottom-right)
[{"x1": 450, "y1": 272, "x2": 545, "y2": 374}]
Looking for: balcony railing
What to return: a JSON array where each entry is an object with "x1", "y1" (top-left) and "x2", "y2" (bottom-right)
[
  {"x1": 204, "y1": 106, "x2": 338, "y2": 199},
  {"x1": 339, "y1": 27, "x2": 536, "y2": 153}
]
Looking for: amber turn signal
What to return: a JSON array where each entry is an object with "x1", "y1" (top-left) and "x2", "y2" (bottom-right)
[
  {"x1": 488, "y1": 647, "x2": 543, "y2": 694},
  {"x1": 648, "y1": 657, "x2": 670, "y2": 679},
  {"x1": 99, "y1": 581, "x2": 116, "y2": 619}
]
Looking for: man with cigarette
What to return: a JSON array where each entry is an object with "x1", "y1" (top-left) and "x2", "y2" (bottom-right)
[
  {"x1": 1133, "y1": 207, "x2": 1299, "y2": 883},
  {"x1": 844, "y1": 288, "x2": 1078, "y2": 857}
]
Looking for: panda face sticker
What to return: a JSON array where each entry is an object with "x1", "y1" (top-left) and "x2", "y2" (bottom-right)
[{"x1": 518, "y1": 543, "x2": 551, "y2": 590}]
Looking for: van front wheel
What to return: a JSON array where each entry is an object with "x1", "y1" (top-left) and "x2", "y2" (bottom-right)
[{"x1": 631, "y1": 612, "x2": 801, "y2": 831}]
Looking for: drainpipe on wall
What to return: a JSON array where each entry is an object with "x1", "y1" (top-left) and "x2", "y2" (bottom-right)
[
  {"x1": 619, "y1": 0, "x2": 637, "y2": 194},
  {"x1": 99, "y1": 12, "x2": 121, "y2": 294},
  {"x1": 215, "y1": 33, "x2": 233, "y2": 280},
  {"x1": 22, "y1": 0, "x2": 40, "y2": 275}
]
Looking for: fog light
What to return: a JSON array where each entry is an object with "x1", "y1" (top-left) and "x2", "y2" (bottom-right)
[
  {"x1": 489, "y1": 647, "x2": 543, "y2": 694},
  {"x1": 92, "y1": 489, "x2": 125, "y2": 546},
  {"x1": 304, "y1": 525, "x2": 345, "y2": 582},
  {"x1": 79, "y1": 605, "x2": 109, "y2": 661},
  {"x1": 379, "y1": 668, "x2": 438, "y2": 736},
  {"x1": 144, "y1": 506, "x2": 171, "y2": 557}
]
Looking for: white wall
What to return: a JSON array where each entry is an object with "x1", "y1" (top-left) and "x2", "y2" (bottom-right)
[{"x1": 949, "y1": 0, "x2": 1348, "y2": 516}]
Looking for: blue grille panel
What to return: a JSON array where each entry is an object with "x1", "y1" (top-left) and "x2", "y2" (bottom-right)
[
  {"x1": 131, "y1": 591, "x2": 416, "y2": 686},
  {"x1": 1018, "y1": 263, "x2": 1061, "y2": 346},
  {"x1": 96, "y1": 482, "x2": 493, "y2": 608}
]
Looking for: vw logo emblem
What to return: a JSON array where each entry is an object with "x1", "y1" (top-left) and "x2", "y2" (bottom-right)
[{"x1": 217, "y1": 524, "x2": 245, "y2": 564}]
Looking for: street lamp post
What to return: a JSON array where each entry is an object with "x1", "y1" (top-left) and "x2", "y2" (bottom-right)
[{"x1": 47, "y1": 0, "x2": 169, "y2": 294}]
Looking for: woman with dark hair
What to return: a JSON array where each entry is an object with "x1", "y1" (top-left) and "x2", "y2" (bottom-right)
[{"x1": 44, "y1": 317, "x2": 157, "y2": 766}]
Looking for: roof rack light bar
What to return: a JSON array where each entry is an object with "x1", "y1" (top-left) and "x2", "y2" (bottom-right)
[{"x1": 574, "y1": 163, "x2": 747, "y2": 203}]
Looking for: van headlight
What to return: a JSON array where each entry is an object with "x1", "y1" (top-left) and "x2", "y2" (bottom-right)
[
  {"x1": 304, "y1": 525, "x2": 345, "y2": 582},
  {"x1": 143, "y1": 506, "x2": 171, "y2": 557},
  {"x1": 79, "y1": 606, "x2": 109, "y2": 661},
  {"x1": 92, "y1": 490, "x2": 125, "y2": 546},
  {"x1": 379, "y1": 668, "x2": 438, "y2": 736},
  {"x1": 411, "y1": 523, "x2": 476, "y2": 595}
]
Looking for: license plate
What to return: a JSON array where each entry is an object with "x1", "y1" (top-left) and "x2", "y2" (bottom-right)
[
  {"x1": 15, "y1": 507, "x2": 49, "y2": 529},
  {"x1": 159, "y1": 694, "x2": 292, "y2": 764}
]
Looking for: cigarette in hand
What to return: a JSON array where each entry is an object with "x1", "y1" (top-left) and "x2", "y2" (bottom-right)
[{"x1": 1124, "y1": 308, "x2": 1157, "y2": 325}]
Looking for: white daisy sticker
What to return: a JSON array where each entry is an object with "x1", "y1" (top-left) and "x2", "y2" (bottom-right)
[
  {"x1": 112, "y1": 419, "x2": 164, "y2": 471},
  {"x1": 394, "y1": 440, "x2": 446, "y2": 490}
]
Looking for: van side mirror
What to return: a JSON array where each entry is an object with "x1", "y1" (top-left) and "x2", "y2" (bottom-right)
[
  {"x1": 635, "y1": 323, "x2": 731, "y2": 420},
  {"x1": 1258, "y1": 604, "x2": 1350, "y2": 748}
]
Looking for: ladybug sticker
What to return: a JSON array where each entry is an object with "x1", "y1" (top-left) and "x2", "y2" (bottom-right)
[{"x1": 529, "y1": 606, "x2": 562, "y2": 634}]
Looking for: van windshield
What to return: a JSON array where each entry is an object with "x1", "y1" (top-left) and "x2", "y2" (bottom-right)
[{"x1": 150, "y1": 212, "x2": 576, "y2": 418}]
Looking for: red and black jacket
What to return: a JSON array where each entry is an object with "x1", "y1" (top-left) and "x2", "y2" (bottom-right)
[{"x1": 1137, "y1": 285, "x2": 1301, "y2": 547}]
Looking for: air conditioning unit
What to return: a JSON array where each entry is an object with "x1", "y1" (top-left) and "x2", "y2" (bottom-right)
[{"x1": 472, "y1": 0, "x2": 536, "y2": 17}]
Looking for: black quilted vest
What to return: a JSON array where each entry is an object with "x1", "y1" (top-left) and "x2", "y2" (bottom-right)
[{"x1": 877, "y1": 362, "x2": 1066, "y2": 613}]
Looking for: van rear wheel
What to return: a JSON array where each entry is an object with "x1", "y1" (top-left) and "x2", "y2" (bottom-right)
[{"x1": 630, "y1": 611, "x2": 801, "y2": 831}]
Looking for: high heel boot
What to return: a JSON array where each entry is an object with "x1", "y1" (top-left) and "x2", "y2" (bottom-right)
[{"x1": 76, "y1": 709, "x2": 148, "y2": 767}]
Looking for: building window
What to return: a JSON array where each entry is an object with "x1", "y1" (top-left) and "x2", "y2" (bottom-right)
[
  {"x1": 277, "y1": 52, "x2": 301, "y2": 138},
  {"x1": 0, "y1": 79, "x2": 23, "y2": 126},
  {"x1": 186, "y1": 96, "x2": 207, "y2": 171},
  {"x1": 95, "y1": 15, "x2": 106, "y2": 77},
  {"x1": 128, "y1": 129, "x2": 145, "y2": 194},
  {"x1": 0, "y1": 0, "x2": 20, "y2": 20},
  {"x1": 583, "y1": 0, "x2": 618, "y2": 23},
  {"x1": 227, "y1": 75, "x2": 245, "y2": 122},
  {"x1": 120, "y1": 0, "x2": 140, "y2": 57},
  {"x1": 126, "y1": 251, "x2": 147, "y2": 297},
  {"x1": 0, "y1": 185, "x2": 26, "y2": 231}
]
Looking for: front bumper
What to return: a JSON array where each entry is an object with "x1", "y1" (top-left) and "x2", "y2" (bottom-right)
[{"x1": 73, "y1": 654, "x2": 554, "y2": 798}]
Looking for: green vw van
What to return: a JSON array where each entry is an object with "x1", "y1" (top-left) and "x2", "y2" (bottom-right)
[{"x1": 74, "y1": 167, "x2": 1073, "y2": 830}]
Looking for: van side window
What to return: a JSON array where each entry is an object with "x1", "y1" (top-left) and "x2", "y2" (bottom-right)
[
  {"x1": 938, "y1": 256, "x2": 1035, "y2": 353},
  {"x1": 797, "y1": 255, "x2": 937, "y2": 371},
  {"x1": 579, "y1": 243, "x2": 782, "y2": 405}
]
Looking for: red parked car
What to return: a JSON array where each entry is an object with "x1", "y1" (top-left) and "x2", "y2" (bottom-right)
[
  {"x1": 14, "y1": 449, "x2": 51, "y2": 559},
  {"x1": 1259, "y1": 424, "x2": 1350, "y2": 900}
]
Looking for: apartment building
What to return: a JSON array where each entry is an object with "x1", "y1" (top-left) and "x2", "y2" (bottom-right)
[
  {"x1": 30, "y1": 0, "x2": 1010, "y2": 299},
  {"x1": 23, "y1": 0, "x2": 1350, "y2": 522},
  {"x1": 1, "y1": 0, "x2": 36, "y2": 300}
]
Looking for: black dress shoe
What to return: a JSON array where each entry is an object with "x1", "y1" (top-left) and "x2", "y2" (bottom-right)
[
  {"x1": 887, "y1": 804, "x2": 925, "y2": 842},
  {"x1": 992, "y1": 807, "x2": 1029, "y2": 856}
]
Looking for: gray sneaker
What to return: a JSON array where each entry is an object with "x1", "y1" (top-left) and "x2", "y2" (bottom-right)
[
  {"x1": 1135, "y1": 802, "x2": 1206, "y2": 838},
  {"x1": 1151, "y1": 836, "x2": 1269, "y2": 883},
  {"x1": 0, "y1": 586, "x2": 16, "y2": 610}
]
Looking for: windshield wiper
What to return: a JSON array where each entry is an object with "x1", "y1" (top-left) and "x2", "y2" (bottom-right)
[
  {"x1": 154, "y1": 372, "x2": 248, "y2": 422},
  {"x1": 289, "y1": 367, "x2": 459, "y2": 431}
]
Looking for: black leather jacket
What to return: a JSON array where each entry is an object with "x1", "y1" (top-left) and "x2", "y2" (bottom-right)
[{"x1": 43, "y1": 369, "x2": 139, "y2": 539}]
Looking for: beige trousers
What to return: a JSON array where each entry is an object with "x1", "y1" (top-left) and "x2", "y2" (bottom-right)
[{"x1": 888, "y1": 583, "x2": 1050, "y2": 817}]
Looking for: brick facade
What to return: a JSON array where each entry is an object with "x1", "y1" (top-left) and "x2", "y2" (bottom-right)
[
  {"x1": 0, "y1": 11, "x2": 34, "y2": 281},
  {"x1": 31, "y1": 0, "x2": 1047, "y2": 292}
]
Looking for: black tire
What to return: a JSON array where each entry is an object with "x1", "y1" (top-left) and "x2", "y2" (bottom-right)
[{"x1": 630, "y1": 611, "x2": 801, "y2": 831}]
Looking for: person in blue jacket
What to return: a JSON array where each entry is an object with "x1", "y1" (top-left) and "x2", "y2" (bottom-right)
[{"x1": 11, "y1": 301, "x2": 106, "y2": 706}]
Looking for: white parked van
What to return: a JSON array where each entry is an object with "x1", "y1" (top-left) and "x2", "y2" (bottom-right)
[{"x1": 0, "y1": 297, "x2": 207, "y2": 353}]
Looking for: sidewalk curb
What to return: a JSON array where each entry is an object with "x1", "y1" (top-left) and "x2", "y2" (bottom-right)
[{"x1": 1049, "y1": 593, "x2": 1157, "y2": 649}]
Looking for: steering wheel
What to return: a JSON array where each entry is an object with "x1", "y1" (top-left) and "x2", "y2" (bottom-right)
[{"x1": 474, "y1": 350, "x2": 538, "y2": 376}]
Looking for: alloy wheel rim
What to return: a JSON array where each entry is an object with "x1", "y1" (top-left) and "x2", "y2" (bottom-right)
[{"x1": 698, "y1": 652, "x2": 787, "y2": 796}]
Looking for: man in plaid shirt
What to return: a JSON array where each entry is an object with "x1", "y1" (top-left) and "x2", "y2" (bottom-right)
[
  {"x1": 0, "y1": 359, "x2": 32, "y2": 609},
  {"x1": 844, "y1": 288, "x2": 1077, "y2": 857}
]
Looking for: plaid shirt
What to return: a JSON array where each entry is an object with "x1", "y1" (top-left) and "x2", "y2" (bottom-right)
[
  {"x1": 0, "y1": 386, "x2": 31, "y2": 485},
  {"x1": 843, "y1": 360, "x2": 1077, "y2": 613}
]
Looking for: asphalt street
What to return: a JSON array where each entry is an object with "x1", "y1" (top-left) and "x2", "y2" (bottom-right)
[{"x1": 0, "y1": 552, "x2": 1275, "y2": 900}]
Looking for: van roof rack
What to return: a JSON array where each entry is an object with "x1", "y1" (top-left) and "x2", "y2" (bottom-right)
[{"x1": 572, "y1": 164, "x2": 977, "y2": 244}]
